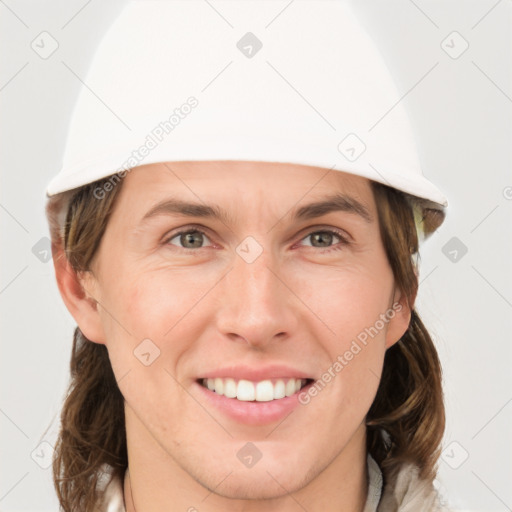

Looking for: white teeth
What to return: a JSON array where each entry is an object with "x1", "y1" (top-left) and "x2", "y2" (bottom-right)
[
  {"x1": 237, "y1": 379, "x2": 255, "y2": 401},
  {"x1": 224, "y1": 378, "x2": 237, "y2": 398},
  {"x1": 255, "y1": 380, "x2": 274, "y2": 402},
  {"x1": 214, "y1": 377, "x2": 224, "y2": 395},
  {"x1": 273, "y1": 380, "x2": 286, "y2": 399},
  {"x1": 201, "y1": 377, "x2": 308, "y2": 401},
  {"x1": 285, "y1": 379, "x2": 296, "y2": 397}
]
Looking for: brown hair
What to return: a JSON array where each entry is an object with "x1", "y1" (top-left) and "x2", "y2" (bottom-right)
[
  {"x1": 366, "y1": 184, "x2": 445, "y2": 483},
  {"x1": 45, "y1": 174, "x2": 445, "y2": 511}
]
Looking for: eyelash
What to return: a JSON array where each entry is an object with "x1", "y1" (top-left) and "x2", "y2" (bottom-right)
[{"x1": 163, "y1": 226, "x2": 350, "y2": 254}]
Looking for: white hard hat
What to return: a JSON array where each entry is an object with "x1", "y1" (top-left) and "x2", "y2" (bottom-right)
[{"x1": 46, "y1": 0, "x2": 448, "y2": 238}]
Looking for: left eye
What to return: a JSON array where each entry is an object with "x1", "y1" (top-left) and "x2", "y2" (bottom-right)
[{"x1": 298, "y1": 230, "x2": 347, "y2": 250}]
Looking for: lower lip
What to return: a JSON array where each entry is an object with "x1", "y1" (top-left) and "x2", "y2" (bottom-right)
[{"x1": 195, "y1": 380, "x2": 314, "y2": 426}]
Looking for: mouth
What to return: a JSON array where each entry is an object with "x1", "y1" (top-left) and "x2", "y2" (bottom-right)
[{"x1": 197, "y1": 377, "x2": 315, "y2": 402}]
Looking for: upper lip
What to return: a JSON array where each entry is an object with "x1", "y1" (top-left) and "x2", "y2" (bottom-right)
[{"x1": 198, "y1": 364, "x2": 315, "y2": 382}]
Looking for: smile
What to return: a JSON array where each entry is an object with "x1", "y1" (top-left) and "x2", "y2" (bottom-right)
[{"x1": 198, "y1": 377, "x2": 313, "y2": 402}]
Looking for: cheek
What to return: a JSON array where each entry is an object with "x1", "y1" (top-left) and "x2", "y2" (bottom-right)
[
  {"x1": 102, "y1": 267, "x2": 206, "y2": 341},
  {"x1": 296, "y1": 259, "x2": 394, "y2": 342},
  {"x1": 294, "y1": 257, "x2": 393, "y2": 411},
  {"x1": 97, "y1": 270, "x2": 202, "y2": 432}
]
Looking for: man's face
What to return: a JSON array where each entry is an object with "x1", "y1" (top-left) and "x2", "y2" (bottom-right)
[{"x1": 82, "y1": 161, "x2": 409, "y2": 499}]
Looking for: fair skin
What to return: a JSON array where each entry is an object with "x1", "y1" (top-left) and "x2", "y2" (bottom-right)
[{"x1": 55, "y1": 161, "x2": 412, "y2": 512}]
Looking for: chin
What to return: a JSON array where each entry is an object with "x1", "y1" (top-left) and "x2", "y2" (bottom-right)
[
  {"x1": 196, "y1": 462, "x2": 314, "y2": 501},
  {"x1": 207, "y1": 476, "x2": 301, "y2": 501}
]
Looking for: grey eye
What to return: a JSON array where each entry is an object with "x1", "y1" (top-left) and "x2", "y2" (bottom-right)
[
  {"x1": 302, "y1": 231, "x2": 341, "y2": 248},
  {"x1": 168, "y1": 230, "x2": 211, "y2": 249}
]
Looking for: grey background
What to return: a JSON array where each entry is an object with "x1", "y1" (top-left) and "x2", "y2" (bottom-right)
[{"x1": 1, "y1": 1, "x2": 511, "y2": 511}]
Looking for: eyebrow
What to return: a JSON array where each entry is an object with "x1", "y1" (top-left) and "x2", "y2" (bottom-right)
[{"x1": 139, "y1": 193, "x2": 373, "y2": 226}]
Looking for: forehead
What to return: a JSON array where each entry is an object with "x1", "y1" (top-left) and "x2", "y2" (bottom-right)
[{"x1": 118, "y1": 161, "x2": 374, "y2": 206}]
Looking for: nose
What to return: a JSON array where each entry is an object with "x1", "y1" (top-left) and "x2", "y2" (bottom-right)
[{"x1": 215, "y1": 247, "x2": 298, "y2": 349}]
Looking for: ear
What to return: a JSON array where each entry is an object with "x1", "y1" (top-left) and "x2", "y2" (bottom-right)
[
  {"x1": 384, "y1": 285, "x2": 415, "y2": 350},
  {"x1": 52, "y1": 246, "x2": 106, "y2": 345}
]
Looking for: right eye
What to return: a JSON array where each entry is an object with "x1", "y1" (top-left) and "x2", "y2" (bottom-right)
[{"x1": 165, "y1": 229, "x2": 213, "y2": 250}]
